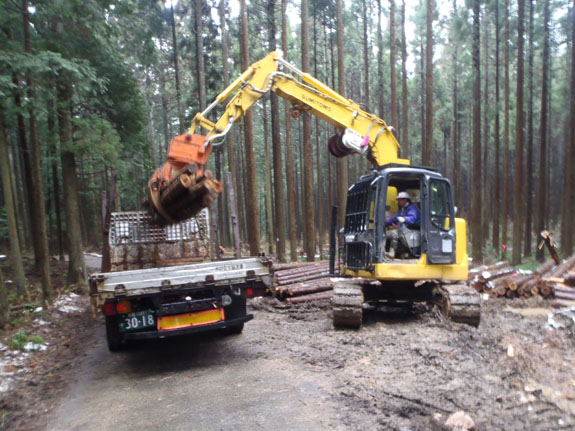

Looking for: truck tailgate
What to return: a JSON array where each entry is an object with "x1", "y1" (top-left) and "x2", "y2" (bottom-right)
[{"x1": 90, "y1": 257, "x2": 273, "y2": 304}]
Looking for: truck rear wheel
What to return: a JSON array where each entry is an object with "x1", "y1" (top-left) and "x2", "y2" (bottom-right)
[
  {"x1": 105, "y1": 316, "x2": 124, "y2": 351},
  {"x1": 223, "y1": 323, "x2": 244, "y2": 335}
]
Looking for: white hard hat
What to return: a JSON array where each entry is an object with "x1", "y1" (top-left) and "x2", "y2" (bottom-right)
[{"x1": 396, "y1": 191, "x2": 411, "y2": 200}]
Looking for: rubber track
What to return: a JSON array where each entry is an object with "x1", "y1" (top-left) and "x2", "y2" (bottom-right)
[
  {"x1": 332, "y1": 281, "x2": 364, "y2": 329},
  {"x1": 439, "y1": 283, "x2": 481, "y2": 327}
]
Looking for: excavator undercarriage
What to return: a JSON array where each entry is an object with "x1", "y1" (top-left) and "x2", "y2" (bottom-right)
[{"x1": 332, "y1": 279, "x2": 481, "y2": 329}]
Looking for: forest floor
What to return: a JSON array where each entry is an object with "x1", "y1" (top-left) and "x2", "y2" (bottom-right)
[{"x1": 2, "y1": 259, "x2": 575, "y2": 430}]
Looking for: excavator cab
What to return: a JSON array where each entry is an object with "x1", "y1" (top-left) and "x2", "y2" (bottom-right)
[
  {"x1": 342, "y1": 164, "x2": 458, "y2": 272},
  {"x1": 335, "y1": 164, "x2": 478, "y2": 329}
]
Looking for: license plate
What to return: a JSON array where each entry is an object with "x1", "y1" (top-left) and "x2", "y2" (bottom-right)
[
  {"x1": 119, "y1": 310, "x2": 156, "y2": 332},
  {"x1": 158, "y1": 309, "x2": 225, "y2": 331}
]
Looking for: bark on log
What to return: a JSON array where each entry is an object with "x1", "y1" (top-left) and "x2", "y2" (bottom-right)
[
  {"x1": 534, "y1": 259, "x2": 556, "y2": 276},
  {"x1": 538, "y1": 230, "x2": 561, "y2": 264},
  {"x1": 276, "y1": 272, "x2": 331, "y2": 285},
  {"x1": 273, "y1": 261, "x2": 329, "y2": 272},
  {"x1": 285, "y1": 290, "x2": 333, "y2": 304},
  {"x1": 563, "y1": 272, "x2": 575, "y2": 287},
  {"x1": 274, "y1": 261, "x2": 330, "y2": 279},
  {"x1": 547, "y1": 254, "x2": 575, "y2": 279},
  {"x1": 478, "y1": 266, "x2": 516, "y2": 283},
  {"x1": 287, "y1": 282, "x2": 333, "y2": 296}
]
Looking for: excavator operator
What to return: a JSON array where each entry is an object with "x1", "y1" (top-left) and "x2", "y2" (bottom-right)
[{"x1": 385, "y1": 191, "x2": 421, "y2": 258}]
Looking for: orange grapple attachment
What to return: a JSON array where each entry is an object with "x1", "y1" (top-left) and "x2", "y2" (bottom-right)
[{"x1": 167, "y1": 133, "x2": 210, "y2": 171}]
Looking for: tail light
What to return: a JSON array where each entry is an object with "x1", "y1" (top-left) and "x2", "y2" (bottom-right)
[
  {"x1": 102, "y1": 300, "x2": 132, "y2": 316},
  {"x1": 116, "y1": 300, "x2": 132, "y2": 314},
  {"x1": 102, "y1": 302, "x2": 116, "y2": 316}
]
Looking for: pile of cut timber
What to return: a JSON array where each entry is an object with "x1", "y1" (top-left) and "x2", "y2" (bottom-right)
[
  {"x1": 272, "y1": 261, "x2": 334, "y2": 304},
  {"x1": 469, "y1": 254, "x2": 575, "y2": 303},
  {"x1": 533, "y1": 254, "x2": 575, "y2": 307},
  {"x1": 469, "y1": 260, "x2": 555, "y2": 299}
]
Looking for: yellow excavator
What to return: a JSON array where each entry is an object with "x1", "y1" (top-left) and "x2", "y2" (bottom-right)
[{"x1": 148, "y1": 51, "x2": 480, "y2": 328}]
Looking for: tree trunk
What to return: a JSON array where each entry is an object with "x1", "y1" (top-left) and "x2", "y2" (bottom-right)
[
  {"x1": 424, "y1": 0, "x2": 434, "y2": 166},
  {"x1": 263, "y1": 101, "x2": 274, "y2": 255},
  {"x1": 535, "y1": 0, "x2": 550, "y2": 262},
  {"x1": 502, "y1": 0, "x2": 510, "y2": 260},
  {"x1": 0, "y1": 264, "x2": 7, "y2": 326},
  {"x1": 420, "y1": 36, "x2": 426, "y2": 163},
  {"x1": 493, "y1": 0, "x2": 501, "y2": 252},
  {"x1": 268, "y1": 0, "x2": 286, "y2": 262},
  {"x1": 401, "y1": 0, "x2": 409, "y2": 156},
  {"x1": 377, "y1": 0, "x2": 385, "y2": 120},
  {"x1": 219, "y1": 0, "x2": 238, "y2": 251},
  {"x1": 481, "y1": 15, "x2": 490, "y2": 252},
  {"x1": 0, "y1": 111, "x2": 26, "y2": 296},
  {"x1": 240, "y1": 0, "x2": 260, "y2": 256},
  {"x1": 523, "y1": 0, "x2": 534, "y2": 256},
  {"x1": 336, "y1": 0, "x2": 348, "y2": 231},
  {"x1": 451, "y1": 0, "x2": 460, "y2": 209},
  {"x1": 23, "y1": 0, "x2": 52, "y2": 301},
  {"x1": 47, "y1": 97, "x2": 64, "y2": 260},
  {"x1": 512, "y1": 0, "x2": 525, "y2": 266},
  {"x1": 169, "y1": 3, "x2": 184, "y2": 134},
  {"x1": 58, "y1": 81, "x2": 87, "y2": 285},
  {"x1": 301, "y1": 0, "x2": 315, "y2": 262},
  {"x1": 471, "y1": 0, "x2": 483, "y2": 264},
  {"x1": 561, "y1": 0, "x2": 575, "y2": 256},
  {"x1": 12, "y1": 73, "x2": 38, "y2": 264},
  {"x1": 390, "y1": 0, "x2": 398, "y2": 134},
  {"x1": 281, "y1": 0, "x2": 298, "y2": 261},
  {"x1": 195, "y1": 0, "x2": 207, "y2": 112},
  {"x1": 313, "y1": 15, "x2": 324, "y2": 259}
]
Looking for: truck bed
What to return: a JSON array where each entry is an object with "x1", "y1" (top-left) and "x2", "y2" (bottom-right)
[{"x1": 90, "y1": 257, "x2": 273, "y2": 310}]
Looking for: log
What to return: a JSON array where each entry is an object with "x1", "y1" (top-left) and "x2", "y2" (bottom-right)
[
  {"x1": 285, "y1": 290, "x2": 333, "y2": 304},
  {"x1": 546, "y1": 254, "x2": 575, "y2": 279},
  {"x1": 555, "y1": 299, "x2": 575, "y2": 308},
  {"x1": 159, "y1": 172, "x2": 194, "y2": 209},
  {"x1": 275, "y1": 278, "x2": 333, "y2": 297},
  {"x1": 491, "y1": 274, "x2": 521, "y2": 290},
  {"x1": 538, "y1": 230, "x2": 561, "y2": 265},
  {"x1": 274, "y1": 262, "x2": 330, "y2": 279},
  {"x1": 554, "y1": 291, "x2": 575, "y2": 301},
  {"x1": 534, "y1": 259, "x2": 556, "y2": 276},
  {"x1": 287, "y1": 282, "x2": 334, "y2": 297},
  {"x1": 563, "y1": 272, "x2": 575, "y2": 287},
  {"x1": 276, "y1": 271, "x2": 332, "y2": 285},
  {"x1": 552, "y1": 284, "x2": 575, "y2": 295},
  {"x1": 540, "y1": 285, "x2": 553, "y2": 297},
  {"x1": 273, "y1": 261, "x2": 329, "y2": 272},
  {"x1": 470, "y1": 261, "x2": 512, "y2": 279},
  {"x1": 478, "y1": 266, "x2": 516, "y2": 283},
  {"x1": 507, "y1": 275, "x2": 535, "y2": 291}
]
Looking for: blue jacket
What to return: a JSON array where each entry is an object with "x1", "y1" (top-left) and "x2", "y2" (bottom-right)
[{"x1": 385, "y1": 202, "x2": 421, "y2": 229}]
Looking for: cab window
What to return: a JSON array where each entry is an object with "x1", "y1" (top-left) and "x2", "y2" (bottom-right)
[{"x1": 430, "y1": 180, "x2": 451, "y2": 230}]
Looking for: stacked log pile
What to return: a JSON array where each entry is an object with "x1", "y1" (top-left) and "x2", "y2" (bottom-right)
[
  {"x1": 469, "y1": 254, "x2": 575, "y2": 303},
  {"x1": 534, "y1": 254, "x2": 575, "y2": 307},
  {"x1": 469, "y1": 259, "x2": 557, "y2": 299},
  {"x1": 272, "y1": 261, "x2": 335, "y2": 304}
]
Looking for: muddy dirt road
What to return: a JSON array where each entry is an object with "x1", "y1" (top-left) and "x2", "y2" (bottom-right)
[{"x1": 42, "y1": 294, "x2": 575, "y2": 431}]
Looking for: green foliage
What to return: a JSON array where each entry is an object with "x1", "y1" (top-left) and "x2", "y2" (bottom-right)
[
  {"x1": 7, "y1": 331, "x2": 44, "y2": 351},
  {"x1": 72, "y1": 117, "x2": 120, "y2": 165}
]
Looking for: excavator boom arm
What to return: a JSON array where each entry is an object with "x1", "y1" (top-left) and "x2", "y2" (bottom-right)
[
  {"x1": 190, "y1": 51, "x2": 407, "y2": 168},
  {"x1": 149, "y1": 51, "x2": 408, "y2": 224}
]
